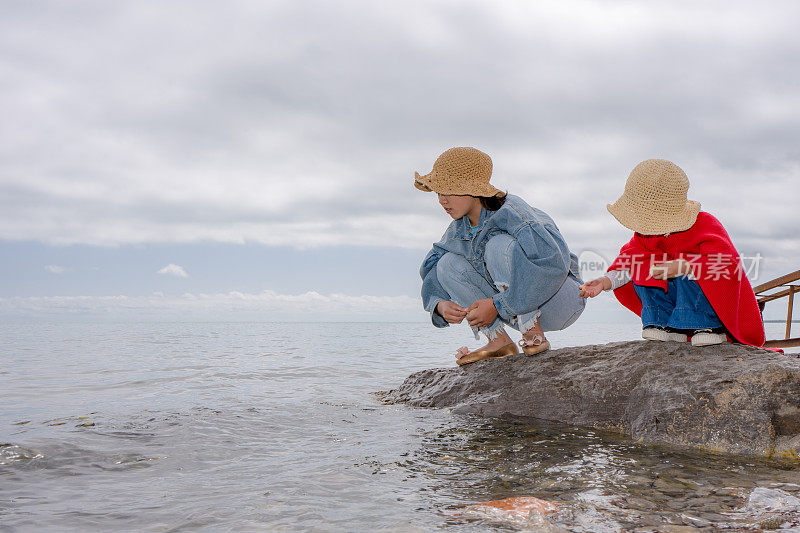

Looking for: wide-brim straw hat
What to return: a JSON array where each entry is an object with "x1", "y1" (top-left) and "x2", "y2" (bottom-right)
[
  {"x1": 414, "y1": 147, "x2": 504, "y2": 197},
  {"x1": 607, "y1": 159, "x2": 701, "y2": 235}
]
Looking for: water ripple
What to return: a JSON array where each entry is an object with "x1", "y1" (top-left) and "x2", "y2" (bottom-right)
[{"x1": 1, "y1": 322, "x2": 799, "y2": 531}]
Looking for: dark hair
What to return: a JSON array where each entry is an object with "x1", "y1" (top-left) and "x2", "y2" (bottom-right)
[{"x1": 479, "y1": 192, "x2": 507, "y2": 211}]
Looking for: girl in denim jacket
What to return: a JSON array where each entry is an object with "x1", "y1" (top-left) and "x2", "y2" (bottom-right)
[{"x1": 416, "y1": 147, "x2": 586, "y2": 366}]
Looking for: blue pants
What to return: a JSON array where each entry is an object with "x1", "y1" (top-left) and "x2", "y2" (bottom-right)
[
  {"x1": 436, "y1": 234, "x2": 585, "y2": 340},
  {"x1": 633, "y1": 276, "x2": 723, "y2": 331}
]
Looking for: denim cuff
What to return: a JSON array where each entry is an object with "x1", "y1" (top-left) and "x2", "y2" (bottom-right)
[
  {"x1": 517, "y1": 309, "x2": 542, "y2": 333},
  {"x1": 472, "y1": 318, "x2": 504, "y2": 341},
  {"x1": 492, "y1": 293, "x2": 513, "y2": 321},
  {"x1": 428, "y1": 298, "x2": 449, "y2": 328}
]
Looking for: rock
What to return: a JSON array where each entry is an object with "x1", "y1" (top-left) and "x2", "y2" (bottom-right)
[
  {"x1": 725, "y1": 487, "x2": 800, "y2": 530},
  {"x1": 0, "y1": 444, "x2": 44, "y2": 465},
  {"x1": 652, "y1": 526, "x2": 699, "y2": 533},
  {"x1": 450, "y1": 495, "x2": 558, "y2": 518},
  {"x1": 446, "y1": 496, "x2": 563, "y2": 530},
  {"x1": 385, "y1": 341, "x2": 800, "y2": 458},
  {"x1": 745, "y1": 487, "x2": 800, "y2": 514}
]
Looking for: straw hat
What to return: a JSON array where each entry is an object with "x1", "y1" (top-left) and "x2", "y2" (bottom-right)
[
  {"x1": 414, "y1": 147, "x2": 504, "y2": 197},
  {"x1": 607, "y1": 159, "x2": 701, "y2": 235}
]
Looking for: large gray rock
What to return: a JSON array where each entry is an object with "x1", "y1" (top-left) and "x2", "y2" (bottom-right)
[{"x1": 386, "y1": 341, "x2": 800, "y2": 458}]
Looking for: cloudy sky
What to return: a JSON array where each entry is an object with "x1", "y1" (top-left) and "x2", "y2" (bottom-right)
[{"x1": 1, "y1": 0, "x2": 798, "y2": 323}]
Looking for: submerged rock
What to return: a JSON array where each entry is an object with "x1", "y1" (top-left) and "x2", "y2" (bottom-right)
[
  {"x1": 387, "y1": 341, "x2": 800, "y2": 458},
  {"x1": 446, "y1": 496, "x2": 561, "y2": 530},
  {"x1": 724, "y1": 487, "x2": 800, "y2": 530}
]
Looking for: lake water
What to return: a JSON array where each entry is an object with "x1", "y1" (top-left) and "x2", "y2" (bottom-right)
[{"x1": 2, "y1": 321, "x2": 799, "y2": 531}]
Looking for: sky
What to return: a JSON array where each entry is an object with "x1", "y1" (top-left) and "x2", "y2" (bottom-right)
[{"x1": 1, "y1": 0, "x2": 798, "y2": 324}]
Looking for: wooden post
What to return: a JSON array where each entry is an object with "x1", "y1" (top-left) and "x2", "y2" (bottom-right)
[{"x1": 787, "y1": 286, "x2": 796, "y2": 340}]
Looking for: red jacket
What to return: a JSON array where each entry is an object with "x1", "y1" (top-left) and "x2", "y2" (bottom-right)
[{"x1": 608, "y1": 212, "x2": 765, "y2": 347}]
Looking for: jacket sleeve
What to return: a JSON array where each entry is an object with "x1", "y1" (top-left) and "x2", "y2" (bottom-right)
[
  {"x1": 420, "y1": 247, "x2": 450, "y2": 328},
  {"x1": 491, "y1": 222, "x2": 571, "y2": 320}
]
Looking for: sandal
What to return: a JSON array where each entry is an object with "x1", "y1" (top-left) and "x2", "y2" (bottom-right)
[
  {"x1": 518, "y1": 332, "x2": 550, "y2": 356},
  {"x1": 456, "y1": 342, "x2": 519, "y2": 366}
]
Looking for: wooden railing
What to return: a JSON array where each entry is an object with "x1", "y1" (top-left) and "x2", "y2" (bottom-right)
[{"x1": 753, "y1": 269, "x2": 800, "y2": 348}]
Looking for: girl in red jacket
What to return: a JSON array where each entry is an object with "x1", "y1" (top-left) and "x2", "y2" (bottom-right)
[{"x1": 579, "y1": 159, "x2": 765, "y2": 347}]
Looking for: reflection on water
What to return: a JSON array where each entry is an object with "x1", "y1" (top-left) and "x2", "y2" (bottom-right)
[{"x1": 1, "y1": 321, "x2": 799, "y2": 531}]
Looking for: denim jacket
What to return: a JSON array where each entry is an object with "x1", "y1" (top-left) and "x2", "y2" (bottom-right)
[{"x1": 420, "y1": 194, "x2": 581, "y2": 328}]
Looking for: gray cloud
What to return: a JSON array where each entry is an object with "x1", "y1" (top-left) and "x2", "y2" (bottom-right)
[{"x1": 1, "y1": 0, "x2": 798, "y2": 276}]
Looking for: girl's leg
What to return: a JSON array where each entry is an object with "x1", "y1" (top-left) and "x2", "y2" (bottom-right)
[
  {"x1": 536, "y1": 275, "x2": 585, "y2": 332},
  {"x1": 484, "y1": 234, "x2": 585, "y2": 334},
  {"x1": 436, "y1": 252, "x2": 506, "y2": 342},
  {"x1": 633, "y1": 282, "x2": 675, "y2": 328},
  {"x1": 665, "y1": 276, "x2": 724, "y2": 331}
]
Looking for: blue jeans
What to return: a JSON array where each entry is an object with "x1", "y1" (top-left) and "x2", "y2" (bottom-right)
[
  {"x1": 436, "y1": 234, "x2": 585, "y2": 340},
  {"x1": 633, "y1": 276, "x2": 723, "y2": 331}
]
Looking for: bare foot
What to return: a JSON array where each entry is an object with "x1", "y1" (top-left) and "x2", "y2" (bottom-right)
[{"x1": 455, "y1": 329, "x2": 513, "y2": 359}]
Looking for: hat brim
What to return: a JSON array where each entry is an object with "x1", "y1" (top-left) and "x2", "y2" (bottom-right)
[
  {"x1": 607, "y1": 196, "x2": 701, "y2": 235},
  {"x1": 413, "y1": 171, "x2": 504, "y2": 197},
  {"x1": 414, "y1": 171, "x2": 433, "y2": 192}
]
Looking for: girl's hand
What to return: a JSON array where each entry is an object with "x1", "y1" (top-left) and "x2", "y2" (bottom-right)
[
  {"x1": 466, "y1": 298, "x2": 498, "y2": 328},
  {"x1": 650, "y1": 259, "x2": 692, "y2": 280},
  {"x1": 579, "y1": 277, "x2": 611, "y2": 298},
  {"x1": 436, "y1": 301, "x2": 468, "y2": 324}
]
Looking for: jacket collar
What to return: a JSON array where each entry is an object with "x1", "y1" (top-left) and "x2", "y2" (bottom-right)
[{"x1": 456, "y1": 207, "x2": 488, "y2": 240}]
